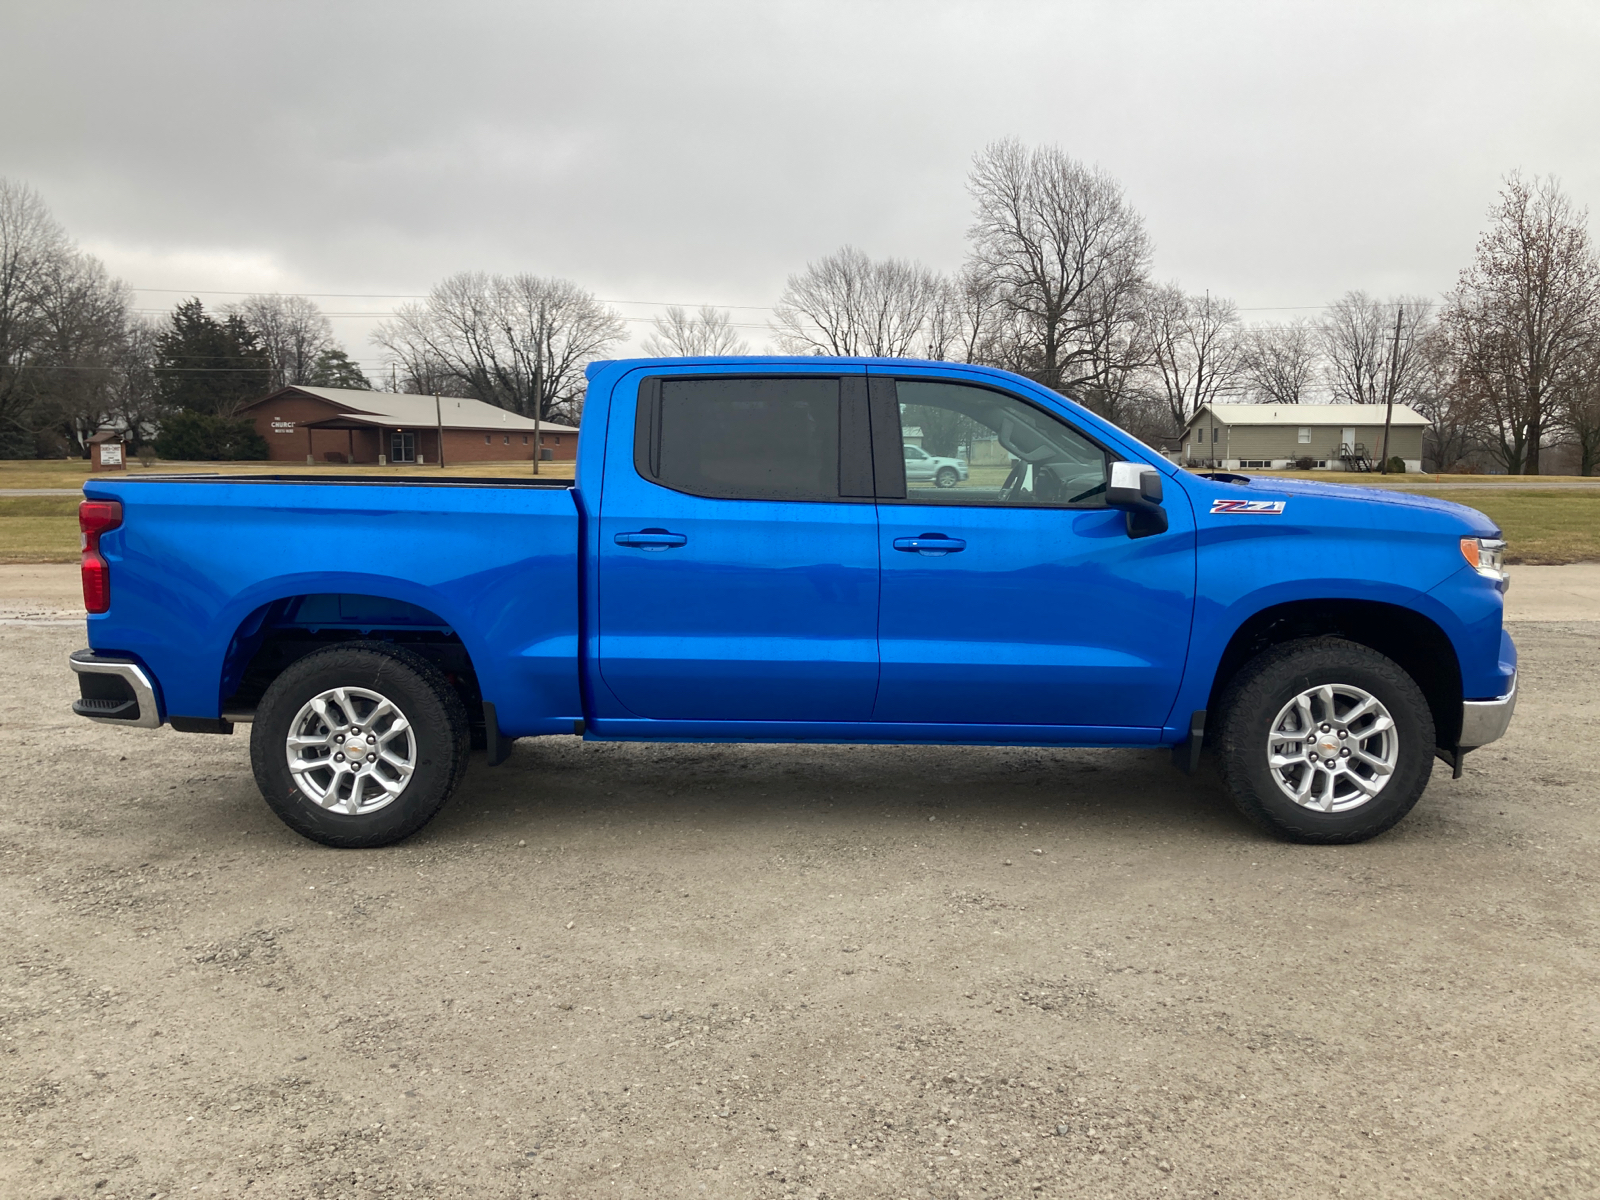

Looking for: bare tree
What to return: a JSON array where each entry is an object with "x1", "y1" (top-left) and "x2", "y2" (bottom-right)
[
  {"x1": 964, "y1": 140, "x2": 1151, "y2": 395},
  {"x1": 0, "y1": 179, "x2": 72, "y2": 441},
  {"x1": 642, "y1": 305, "x2": 748, "y2": 356},
  {"x1": 1240, "y1": 320, "x2": 1322, "y2": 405},
  {"x1": 772, "y1": 246, "x2": 944, "y2": 357},
  {"x1": 28, "y1": 250, "x2": 133, "y2": 454},
  {"x1": 1441, "y1": 174, "x2": 1600, "y2": 474},
  {"x1": 1321, "y1": 292, "x2": 1434, "y2": 412},
  {"x1": 229, "y1": 294, "x2": 338, "y2": 389},
  {"x1": 374, "y1": 272, "x2": 627, "y2": 422},
  {"x1": 1146, "y1": 285, "x2": 1245, "y2": 431},
  {"x1": 1556, "y1": 347, "x2": 1600, "y2": 475}
]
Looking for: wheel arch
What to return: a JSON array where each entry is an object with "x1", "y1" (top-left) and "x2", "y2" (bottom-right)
[
  {"x1": 1206, "y1": 599, "x2": 1463, "y2": 750},
  {"x1": 218, "y1": 591, "x2": 489, "y2": 741}
]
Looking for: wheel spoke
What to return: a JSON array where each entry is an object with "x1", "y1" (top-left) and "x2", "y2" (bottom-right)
[
  {"x1": 1316, "y1": 768, "x2": 1336, "y2": 811},
  {"x1": 1269, "y1": 752, "x2": 1304, "y2": 770},
  {"x1": 1351, "y1": 746, "x2": 1394, "y2": 774}
]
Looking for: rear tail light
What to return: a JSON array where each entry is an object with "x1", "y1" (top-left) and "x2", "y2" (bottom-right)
[{"x1": 80, "y1": 500, "x2": 122, "y2": 613}]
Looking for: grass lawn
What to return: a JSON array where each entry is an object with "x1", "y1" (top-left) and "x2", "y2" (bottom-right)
[
  {"x1": 2, "y1": 463, "x2": 1593, "y2": 565},
  {"x1": 1408, "y1": 489, "x2": 1600, "y2": 565},
  {"x1": 0, "y1": 457, "x2": 575, "y2": 491}
]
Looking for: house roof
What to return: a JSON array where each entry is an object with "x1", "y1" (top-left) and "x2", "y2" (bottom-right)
[
  {"x1": 245, "y1": 386, "x2": 579, "y2": 434},
  {"x1": 1187, "y1": 403, "x2": 1428, "y2": 430}
]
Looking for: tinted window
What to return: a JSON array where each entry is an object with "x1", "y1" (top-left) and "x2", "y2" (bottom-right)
[
  {"x1": 639, "y1": 378, "x2": 841, "y2": 501},
  {"x1": 891, "y1": 380, "x2": 1108, "y2": 507}
]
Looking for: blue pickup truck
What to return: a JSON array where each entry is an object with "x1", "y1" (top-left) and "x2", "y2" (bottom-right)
[{"x1": 70, "y1": 357, "x2": 1517, "y2": 847}]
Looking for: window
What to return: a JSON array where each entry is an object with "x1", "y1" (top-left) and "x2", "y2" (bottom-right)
[
  {"x1": 1297, "y1": 426, "x2": 1311, "y2": 444},
  {"x1": 503, "y1": 435, "x2": 510, "y2": 445},
  {"x1": 636, "y1": 377, "x2": 845, "y2": 502},
  {"x1": 886, "y1": 379, "x2": 1108, "y2": 508},
  {"x1": 904, "y1": 445, "x2": 929, "y2": 460},
  {"x1": 522, "y1": 435, "x2": 528, "y2": 445},
  {"x1": 484, "y1": 434, "x2": 491, "y2": 445},
  {"x1": 390, "y1": 431, "x2": 415, "y2": 463}
]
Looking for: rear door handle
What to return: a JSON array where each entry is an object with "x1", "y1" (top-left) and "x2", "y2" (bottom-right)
[
  {"x1": 614, "y1": 529, "x2": 687, "y2": 551},
  {"x1": 892, "y1": 535, "x2": 966, "y2": 557}
]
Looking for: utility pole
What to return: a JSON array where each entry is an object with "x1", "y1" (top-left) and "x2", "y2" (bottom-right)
[
  {"x1": 434, "y1": 393, "x2": 445, "y2": 469},
  {"x1": 1379, "y1": 306, "x2": 1404, "y2": 474},
  {"x1": 531, "y1": 353, "x2": 543, "y2": 476}
]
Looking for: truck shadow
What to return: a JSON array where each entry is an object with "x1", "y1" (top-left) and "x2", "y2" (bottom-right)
[{"x1": 425, "y1": 735, "x2": 1259, "y2": 846}]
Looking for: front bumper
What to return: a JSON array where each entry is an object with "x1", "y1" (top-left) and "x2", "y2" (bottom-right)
[
  {"x1": 68, "y1": 649, "x2": 161, "y2": 728},
  {"x1": 1460, "y1": 670, "x2": 1517, "y2": 750}
]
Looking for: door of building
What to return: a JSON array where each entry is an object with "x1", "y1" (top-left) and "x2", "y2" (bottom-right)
[{"x1": 390, "y1": 431, "x2": 415, "y2": 463}]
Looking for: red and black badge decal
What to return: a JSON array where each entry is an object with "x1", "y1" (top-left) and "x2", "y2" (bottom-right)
[{"x1": 1210, "y1": 499, "x2": 1287, "y2": 514}]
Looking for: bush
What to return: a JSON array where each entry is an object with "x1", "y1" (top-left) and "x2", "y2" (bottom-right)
[
  {"x1": 154, "y1": 412, "x2": 268, "y2": 461},
  {"x1": 1294, "y1": 456, "x2": 1315, "y2": 471},
  {"x1": 1387, "y1": 456, "x2": 1407, "y2": 474}
]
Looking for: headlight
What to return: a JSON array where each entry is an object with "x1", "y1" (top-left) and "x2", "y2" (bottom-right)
[{"x1": 1461, "y1": 537, "x2": 1508, "y2": 585}]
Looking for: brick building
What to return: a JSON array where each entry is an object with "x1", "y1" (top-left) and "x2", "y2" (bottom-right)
[{"x1": 240, "y1": 386, "x2": 578, "y2": 465}]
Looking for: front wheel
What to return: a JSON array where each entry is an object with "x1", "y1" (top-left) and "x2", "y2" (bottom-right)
[
  {"x1": 935, "y1": 467, "x2": 959, "y2": 488},
  {"x1": 249, "y1": 642, "x2": 469, "y2": 847},
  {"x1": 1215, "y1": 637, "x2": 1435, "y2": 844}
]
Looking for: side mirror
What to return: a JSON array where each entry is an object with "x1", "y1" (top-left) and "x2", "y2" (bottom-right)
[{"x1": 1106, "y1": 461, "x2": 1168, "y2": 539}]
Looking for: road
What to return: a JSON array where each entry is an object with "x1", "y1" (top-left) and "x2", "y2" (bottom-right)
[{"x1": 2, "y1": 566, "x2": 1597, "y2": 1199}]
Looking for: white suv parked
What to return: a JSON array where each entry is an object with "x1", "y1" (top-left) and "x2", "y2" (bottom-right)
[{"x1": 903, "y1": 444, "x2": 969, "y2": 488}]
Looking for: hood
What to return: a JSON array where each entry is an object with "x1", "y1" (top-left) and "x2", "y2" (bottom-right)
[{"x1": 1198, "y1": 473, "x2": 1501, "y2": 535}]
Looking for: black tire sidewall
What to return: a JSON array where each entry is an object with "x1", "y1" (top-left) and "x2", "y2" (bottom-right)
[
  {"x1": 250, "y1": 643, "x2": 467, "y2": 848},
  {"x1": 1219, "y1": 639, "x2": 1435, "y2": 844}
]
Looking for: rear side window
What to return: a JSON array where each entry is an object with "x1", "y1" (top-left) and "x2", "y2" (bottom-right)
[{"x1": 636, "y1": 377, "x2": 852, "y2": 502}]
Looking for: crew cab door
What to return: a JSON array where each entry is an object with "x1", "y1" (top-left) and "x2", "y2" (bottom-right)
[
  {"x1": 596, "y1": 367, "x2": 880, "y2": 721},
  {"x1": 868, "y1": 369, "x2": 1195, "y2": 730}
]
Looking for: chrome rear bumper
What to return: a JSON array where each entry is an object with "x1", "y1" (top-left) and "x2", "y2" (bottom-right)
[
  {"x1": 1460, "y1": 671, "x2": 1517, "y2": 750},
  {"x1": 68, "y1": 649, "x2": 161, "y2": 728}
]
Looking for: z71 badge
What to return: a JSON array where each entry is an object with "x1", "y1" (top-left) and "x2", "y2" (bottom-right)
[{"x1": 1211, "y1": 498, "x2": 1287, "y2": 514}]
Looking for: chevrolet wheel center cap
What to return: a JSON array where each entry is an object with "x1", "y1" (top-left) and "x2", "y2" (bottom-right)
[{"x1": 1318, "y1": 735, "x2": 1341, "y2": 755}]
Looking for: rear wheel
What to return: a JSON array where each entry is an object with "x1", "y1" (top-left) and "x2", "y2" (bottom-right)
[
  {"x1": 1216, "y1": 637, "x2": 1434, "y2": 844},
  {"x1": 249, "y1": 642, "x2": 469, "y2": 848},
  {"x1": 935, "y1": 467, "x2": 960, "y2": 488}
]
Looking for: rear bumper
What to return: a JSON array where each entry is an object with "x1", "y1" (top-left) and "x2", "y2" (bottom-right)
[
  {"x1": 68, "y1": 649, "x2": 161, "y2": 728},
  {"x1": 1460, "y1": 670, "x2": 1517, "y2": 750}
]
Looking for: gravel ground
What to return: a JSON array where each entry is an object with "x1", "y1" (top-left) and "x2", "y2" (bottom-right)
[{"x1": 2, "y1": 617, "x2": 1597, "y2": 1200}]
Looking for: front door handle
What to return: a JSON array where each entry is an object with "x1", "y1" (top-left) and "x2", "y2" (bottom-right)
[
  {"x1": 892, "y1": 534, "x2": 966, "y2": 557},
  {"x1": 615, "y1": 529, "x2": 688, "y2": 551}
]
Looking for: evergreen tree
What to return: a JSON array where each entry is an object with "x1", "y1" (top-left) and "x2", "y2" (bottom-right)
[
  {"x1": 306, "y1": 347, "x2": 370, "y2": 389},
  {"x1": 155, "y1": 298, "x2": 271, "y2": 416}
]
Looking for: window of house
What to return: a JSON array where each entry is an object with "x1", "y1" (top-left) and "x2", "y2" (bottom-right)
[
  {"x1": 484, "y1": 434, "x2": 490, "y2": 445},
  {"x1": 1298, "y1": 427, "x2": 1311, "y2": 444},
  {"x1": 636, "y1": 377, "x2": 842, "y2": 502},
  {"x1": 522, "y1": 435, "x2": 528, "y2": 445},
  {"x1": 886, "y1": 379, "x2": 1107, "y2": 508},
  {"x1": 503, "y1": 435, "x2": 510, "y2": 445}
]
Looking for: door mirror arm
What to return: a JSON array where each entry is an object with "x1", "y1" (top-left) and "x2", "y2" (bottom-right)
[{"x1": 1106, "y1": 461, "x2": 1168, "y2": 539}]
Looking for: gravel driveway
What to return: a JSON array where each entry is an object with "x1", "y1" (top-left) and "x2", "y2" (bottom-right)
[{"x1": 2, "y1": 592, "x2": 1597, "y2": 1199}]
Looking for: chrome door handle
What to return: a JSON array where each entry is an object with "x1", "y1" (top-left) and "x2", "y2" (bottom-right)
[
  {"x1": 614, "y1": 529, "x2": 687, "y2": 551},
  {"x1": 892, "y1": 535, "x2": 966, "y2": 556}
]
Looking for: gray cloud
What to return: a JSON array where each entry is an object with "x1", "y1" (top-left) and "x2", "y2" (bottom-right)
[{"x1": 5, "y1": 0, "x2": 1597, "y2": 365}]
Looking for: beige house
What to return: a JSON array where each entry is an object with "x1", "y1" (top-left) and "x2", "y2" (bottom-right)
[{"x1": 1181, "y1": 404, "x2": 1427, "y2": 472}]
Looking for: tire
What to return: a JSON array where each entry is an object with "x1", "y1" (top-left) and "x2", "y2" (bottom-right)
[
  {"x1": 249, "y1": 641, "x2": 470, "y2": 848},
  {"x1": 1215, "y1": 637, "x2": 1435, "y2": 844},
  {"x1": 935, "y1": 467, "x2": 959, "y2": 488}
]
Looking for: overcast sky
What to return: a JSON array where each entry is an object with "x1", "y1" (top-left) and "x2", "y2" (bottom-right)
[{"x1": 4, "y1": 0, "x2": 1598, "y2": 368}]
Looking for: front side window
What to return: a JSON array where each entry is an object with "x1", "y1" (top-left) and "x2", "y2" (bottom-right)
[
  {"x1": 637, "y1": 377, "x2": 844, "y2": 502},
  {"x1": 888, "y1": 379, "x2": 1107, "y2": 507}
]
